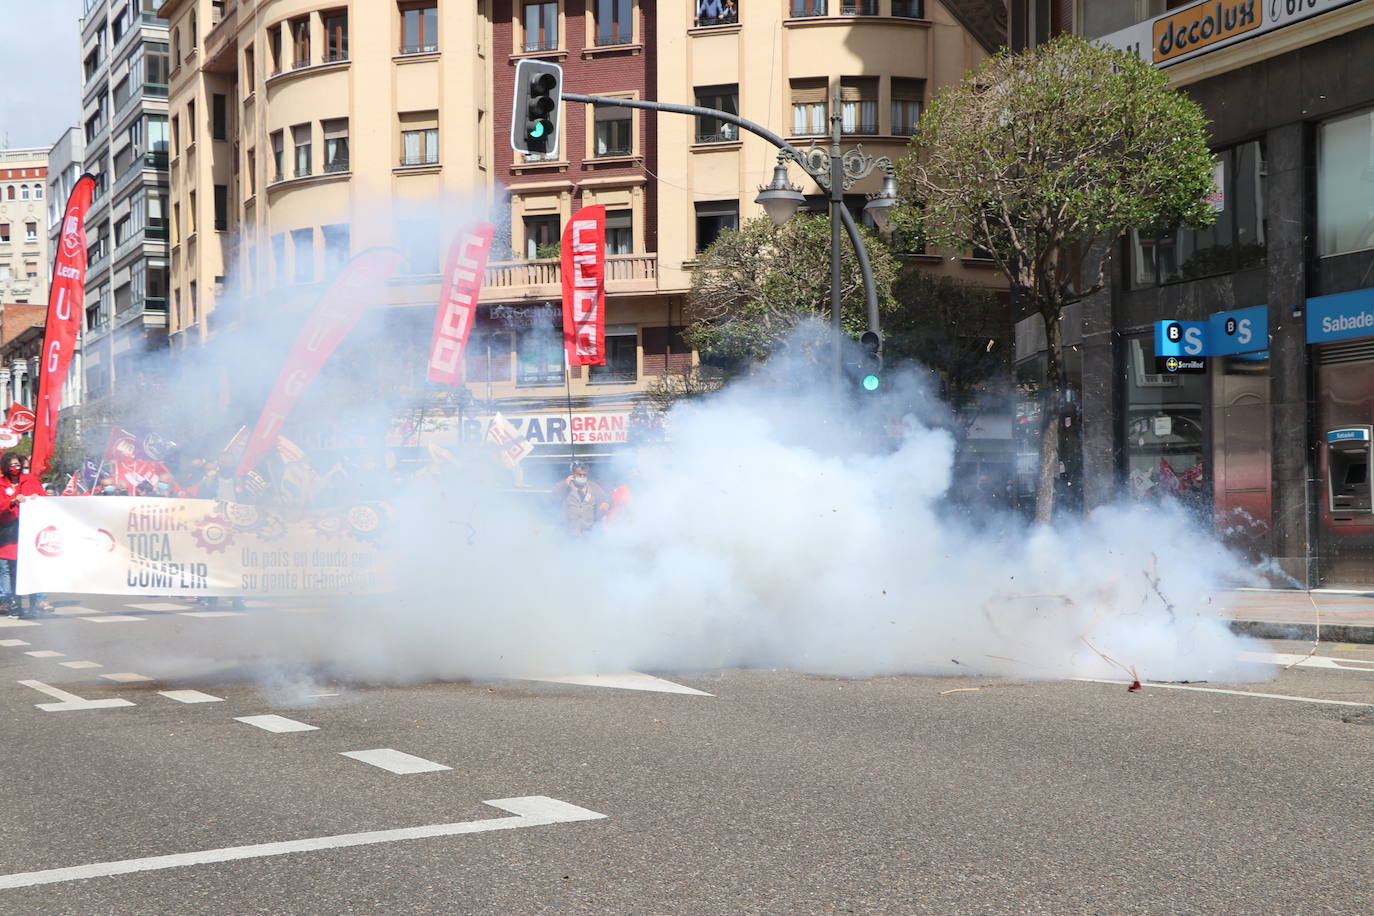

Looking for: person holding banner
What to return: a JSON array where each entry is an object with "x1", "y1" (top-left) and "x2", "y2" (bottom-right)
[{"x1": 0, "y1": 452, "x2": 47, "y2": 617}]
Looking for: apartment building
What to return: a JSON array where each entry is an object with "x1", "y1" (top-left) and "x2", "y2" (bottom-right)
[
  {"x1": 79, "y1": 0, "x2": 172, "y2": 413},
  {"x1": 160, "y1": 0, "x2": 996, "y2": 482},
  {"x1": 0, "y1": 148, "x2": 50, "y2": 308}
]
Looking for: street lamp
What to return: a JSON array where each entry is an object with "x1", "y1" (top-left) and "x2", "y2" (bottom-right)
[
  {"x1": 863, "y1": 172, "x2": 900, "y2": 236},
  {"x1": 755, "y1": 162, "x2": 805, "y2": 228}
]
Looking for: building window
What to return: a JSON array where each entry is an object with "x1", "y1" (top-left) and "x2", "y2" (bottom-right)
[
  {"x1": 589, "y1": 330, "x2": 638, "y2": 383},
  {"x1": 292, "y1": 123, "x2": 312, "y2": 177},
  {"x1": 324, "y1": 10, "x2": 348, "y2": 61},
  {"x1": 695, "y1": 85, "x2": 738, "y2": 143},
  {"x1": 841, "y1": 0, "x2": 876, "y2": 13},
  {"x1": 465, "y1": 331, "x2": 514, "y2": 382},
  {"x1": 595, "y1": 0, "x2": 632, "y2": 45},
  {"x1": 1319, "y1": 107, "x2": 1374, "y2": 258},
  {"x1": 791, "y1": 79, "x2": 828, "y2": 137},
  {"x1": 292, "y1": 228, "x2": 313, "y2": 282},
  {"x1": 290, "y1": 16, "x2": 310, "y2": 68},
  {"x1": 891, "y1": 0, "x2": 923, "y2": 16},
  {"x1": 642, "y1": 326, "x2": 691, "y2": 375},
  {"x1": 400, "y1": 2, "x2": 438, "y2": 54},
  {"x1": 213, "y1": 184, "x2": 228, "y2": 231},
  {"x1": 694, "y1": 0, "x2": 738, "y2": 26},
  {"x1": 523, "y1": 213, "x2": 560, "y2": 259},
  {"x1": 189, "y1": 190, "x2": 197, "y2": 234},
  {"x1": 0, "y1": 223, "x2": 8, "y2": 242},
  {"x1": 399, "y1": 219, "x2": 439, "y2": 273},
  {"x1": 323, "y1": 223, "x2": 350, "y2": 271},
  {"x1": 186, "y1": 99, "x2": 196, "y2": 144},
  {"x1": 891, "y1": 78, "x2": 922, "y2": 136},
  {"x1": 33, "y1": 185, "x2": 42, "y2": 200},
  {"x1": 517, "y1": 328, "x2": 564, "y2": 384},
  {"x1": 323, "y1": 119, "x2": 349, "y2": 172},
  {"x1": 695, "y1": 201, "x2": 738, "y2": 253},
  {"x1": 791, "y1": 0, "x2": 827, "y2": 16},
  {"x1": 244, "y1": 45, "x2": 255, "y2": 90},
  {"x1": 272, "y1": 232, "x2": 287, "y2": 285},
  {"x1": 840, "y1": 77, "x2": 877, "y2": 135},
  {"x1": 212, "y1": 93, "x2": 227, "y2": 140},
  {"x1": 114, "y1": 216, "x2": 131, "y2": 245},
  {"x1": 594, "y1": 106, "x2": 632, "y2": 157},
  {"x1": 522, "y1": 2, "x2": 559, "y2": 52},
  {"x1": 247, "y1": 146, "x2": 257, "y2": 195},
  {"x1": 605, "y1": 209, "x2": 632, "y2": 254},
  {"x1": 1132, "y1": 141, "x2": 1266, "y2": 286},
  {"x1": 20, "y1": 185, "x2": 29, "y2": 201},
  {"x1": 269, "y1": 24, "x2": 283, "y2": 73},
  {"x1": 24, "y1": 220, "x2": 36, "y2": 242},
  {"x1": 399, "y1": 111, "x2": 439, "y2": 165},
  {"x1": 270, "y1": 130, "x2": 284, "y2": 180}
]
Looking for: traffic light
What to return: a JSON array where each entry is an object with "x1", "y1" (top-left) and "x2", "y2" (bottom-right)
[
  {"x1": 859, "y1": 330, "x2": 882, "y2": 391},
  {"x1": 511, "y1": 59, "x2": 563, "y2": 156}
]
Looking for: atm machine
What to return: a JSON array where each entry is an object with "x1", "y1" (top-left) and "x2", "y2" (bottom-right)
[{"x1": 1326, "y1": 426, "x2": 1374, "y2": 517}]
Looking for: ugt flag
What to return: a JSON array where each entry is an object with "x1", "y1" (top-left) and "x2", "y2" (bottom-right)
[
  {"x1": 31, "y1": 173, "x2": 96, "y2": 475},
  {"x1": 560, "y1": 205, "x2": 606, "y2": 366}
]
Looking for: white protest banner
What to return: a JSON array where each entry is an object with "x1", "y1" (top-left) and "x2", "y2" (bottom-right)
[{"x1": 18, "y1": 497, "x2": 392, "y2": 597}]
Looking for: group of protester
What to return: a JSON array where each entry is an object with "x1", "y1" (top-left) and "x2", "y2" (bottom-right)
[{"x1": 0, "y1": 451, "x2": 52, "y2": 617}]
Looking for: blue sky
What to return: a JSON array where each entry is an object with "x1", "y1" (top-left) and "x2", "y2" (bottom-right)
[{"x1": 0, "y1": 0, "x2": 84, "y2": 150}]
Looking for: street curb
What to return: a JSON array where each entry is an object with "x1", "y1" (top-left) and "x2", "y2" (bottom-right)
[{"x1": 1229, "y1": 620, "x2": 1374, "y2": 644}]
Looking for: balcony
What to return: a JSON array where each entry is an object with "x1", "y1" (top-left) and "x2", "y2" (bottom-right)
[
  {"x1": 522, "y1": 37, "x2": 560, "y2": 52},
  {"x1": 694, "y1": 10, "x2": 739, "y2": 27},
  {"x1": 477, "y1": 253, "x2": 658, "y2": 301},
  {"x1": 324, "y1": 156, "x2": 350, "y2": 174},
  {"x1": 399, "y1": 41, "x2": 438, "y2": 55},
  {"x1": 841, "y1": 0, "x2": 878, "y2": 13},
  {"x1": 891, "y1": 0, "x2": 924, "y2": 16}
]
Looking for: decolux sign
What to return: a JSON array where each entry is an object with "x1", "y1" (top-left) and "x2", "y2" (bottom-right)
[{"x1": 1307, "y1": 287, "x2": 1374, "y2": 344}]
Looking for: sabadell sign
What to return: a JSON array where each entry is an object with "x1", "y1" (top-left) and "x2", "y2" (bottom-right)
[{"x1": 1099, "y1": 0, "x2": 1361, "y2": 68}]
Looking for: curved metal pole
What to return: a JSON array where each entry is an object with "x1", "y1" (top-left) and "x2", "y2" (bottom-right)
[{"x1": 562, "y1": 93, "x2": 880, "y2": 334}]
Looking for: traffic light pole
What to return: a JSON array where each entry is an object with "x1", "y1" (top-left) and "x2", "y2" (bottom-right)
[{"x1": 561, "y1": 92, "x2": 882, "y2": 339}]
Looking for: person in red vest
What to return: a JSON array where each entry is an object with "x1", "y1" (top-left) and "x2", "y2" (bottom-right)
[{"x1": 0, "y1": 452, "x2": 46, "y2": 617}]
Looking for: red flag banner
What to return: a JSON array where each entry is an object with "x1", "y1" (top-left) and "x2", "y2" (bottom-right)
[
  {"x1": 6, "y1": 404, "x2": 35, "y2": 434},
  {"x1": 236, "y1": 247, "x2": 406, "y2": 477},
  {"x1": 561, "y1": 205, "x2": 606, "y2": 366},
  {"x1": 31, "y1": 173, "x2": 96, "y2": 475},
  {"x1": 428, "y1": 222, "x2": 495, "y2": 385}
]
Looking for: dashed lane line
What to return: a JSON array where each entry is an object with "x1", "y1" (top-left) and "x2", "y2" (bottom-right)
[
  {"x1": 100, "y1": 672, "x2": 154, "y2": 683},
  {"x1": 234, "y1": 714, "x2": 318, "y2": 733},
  {"x1": 0, "y1": 619, "x2": 39, "y2": 629},
  {"x1": 24, "y1": 650, "x2": 64, "y2": 658},
  {"x1": 340, "y1": 749, "x2": 452, "y2": 774},
  {"x1": 123, "y1": 603, "x2": 191, "y2": 612},
  {"x1": 17, "y1": 680, "x2": 135, "y2": 712},
  {"x1": 80, "y1": 616, "x2": 146, "y2": 624},
  {"x1": 0, "y1": 639, "x2": 29, "y2": 647},
  {"x1": 0, "y1": 796, "x2": 607, "y2": 890},
  {"x1": 158, "y1": 689, "x2": 224, "y2": 704},
  {"x1": 1074, "y1": 678, "x2": 1373, "y2": 707},
  {"x1": 59, "y1": 661, "x2": 102, "y2": 669},
  {"x1": 508, "y1": 671, "x2": 714, "y2": 695},
  {"x1": 177, "y1": 611, "x2": 246, "y2": 618}
]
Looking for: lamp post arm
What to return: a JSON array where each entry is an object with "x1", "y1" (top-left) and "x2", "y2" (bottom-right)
[{"x1": 562, "y1": 92, "x2": 880, "y2": 333}]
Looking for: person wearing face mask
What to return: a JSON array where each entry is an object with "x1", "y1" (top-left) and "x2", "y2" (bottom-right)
[
  {"x1": 554, "y1": 460, "x2": 608, "y2": 535},
  {"x1": 0, "y1": 451, "x2": 47, "y2": 617}
]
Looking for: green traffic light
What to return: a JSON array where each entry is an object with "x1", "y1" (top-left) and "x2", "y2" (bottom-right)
[
  {"x1": 862, "y1": 375, "x2": 880, "y2": 391},
  {"x1": 529, "y1": 122, "x2": 546, "y2": 139}
]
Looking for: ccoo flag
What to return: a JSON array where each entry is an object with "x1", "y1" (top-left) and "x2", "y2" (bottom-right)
[
  {"x1": 428, "y1": 222, "x2": 495, "y2": 385},
  {"x1": 31, "y1": 173, "x2": 96, "y2": 476},
  {"x1": 236, "y1": 247, "x2": 406, "y2": 478},
  {"x1": 560, "y1": 204, "x2": 606, "y2": 366}
]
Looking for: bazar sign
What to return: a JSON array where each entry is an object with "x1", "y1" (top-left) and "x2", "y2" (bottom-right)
[
  {"x1": 461, "y1": 411, "x2": 631, "y2": 446},
  {"x1": 1100, "y1": 0, "x2": 1361, "y2": 68}
]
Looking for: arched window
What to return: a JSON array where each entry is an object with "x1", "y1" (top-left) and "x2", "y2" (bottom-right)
[
  {"x1": 4, "y1": 186, "x2": 13, "y2": 200},
  {"x1": 34, "y1": 185, "x2": 42, "y2": 199},
  {"x1": 19, "y1": 185, "x2": 29, "y2": 200}
]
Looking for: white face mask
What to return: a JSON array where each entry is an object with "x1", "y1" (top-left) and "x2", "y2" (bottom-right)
[{"x1": 573, "y1": 475, "x2": 587, "y2": 487}]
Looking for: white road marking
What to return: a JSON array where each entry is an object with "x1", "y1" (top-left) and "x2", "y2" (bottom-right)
[
  {"x1": 124, "y1": 603, "x2": 191, "y2": 611},
  {"x1": 24, "y1": 650, "x2": 64, "y2": 658},
  {"x1": 1074, "y1": 678, "x2": 1372, "y2": 707},
  {"x1": 340, "y1": 749, "x2": 451, "y2": 774},
  {"x1": 59, "y1": 661, "x2": 102, "y2": 669},
  {"x1": 159, "y1": 689, "x2": 224, "y2": 704},
  {"x1": 17, "y1": 680, "x2": 135, "y2": 712},
  {"x1": 0, "y1": 639, "x2": 29, "y2": 647},
  {"x1": 0, "y1": 619, "x2": 39, "y2": 629},
  {"x1": 177, "y1": 611, "x2": 246, "y2": 618},
  {"x1": 1239, "y1": 650, "x2": 1374, "y2": 671},
  {"x1": 509, "y1": 671, "x2": 714, "y2": 696},
  {"x1": 53, "y1": 606, "x2": 99, "y2": 616},
  {"x1": 80, "y1": 615, "x2": 146, "y2": 624},
  {"x1": 0, "y1": 796, "x2": 605, "y2": 890},
  {"x1": 234, "y1": 714, "x2": 318, "y2": 733},
  {"x1": 100, "y1": 672, "x2": 154, "y2": 683}
]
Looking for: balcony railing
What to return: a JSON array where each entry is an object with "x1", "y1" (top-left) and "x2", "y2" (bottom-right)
[
  {"x1": 596, "y1": 31, "x2": 634, "y2": 46},
  {"x1": 842, "y1": 121, "x2": 878, "y2": 135},
  {"x1": 399, "y1": 153, "x2": 438, "y2": 167},
  {"x1": 292, "y1": 57, "x2": 310, "y2": 70},
  {"x1": 694, "y1": 9, "x2": 739, "y2": 27},
  {"x1": 841, "y1": 0, "x2": 878, "y2": 13},
  {"x1": 790, "y1": 2, "x2": 828, "y2": 16},
  {"x1": 399, "y1": 41, "x2": 438, "y2": 55},
  {"x1": 522, "y1": 37, "x2": 560, "y2": 52},
  {"x1": 891, "y1": 0, "x2": 924, "y2": 16},
  {"x1": 479, "y1": 253, "x2": 657, "y2": 297},
  {"x1": 324, "y1": 157, "x2": 350, "y2": 173}
]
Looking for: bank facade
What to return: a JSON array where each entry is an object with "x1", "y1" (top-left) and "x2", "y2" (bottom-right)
[{"x1": 1029, "y1": 0, "x2": 1374, "y2": 586}]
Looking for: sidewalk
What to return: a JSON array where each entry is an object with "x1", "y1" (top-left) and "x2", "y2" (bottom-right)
[{"x1": 1218, "y1": 588, "x2": 1374, "y2": 644}]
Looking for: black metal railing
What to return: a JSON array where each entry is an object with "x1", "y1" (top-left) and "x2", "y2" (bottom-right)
[
  {"x1": 399, "y1": 153, "x2": 438, "y2": 167},
  {"x1": 841, "y1": 0, "x2": 877, "y2": 13},
  {"x1": 596, "y1": 31, "x2": 634, "y2": 45},
  {"x1": 399, "y1": 41, "x2": 438, "y2": 54},
  {"x1": 695, "y1": 128, "x2": 739, "y2": 143},
  {"x1": 324, "y1": 157, "x2": 349, "y2": 173},
  {"x1": 790, "y1": 2, "x2": 827, "y2": 16},
  {"x1": 891, "y1": 0, "x2": 923, "y2": 17},
  {"x1": 842, "y1": 120, "x2": 878, "y2": 135},
  {"x1": 522, "y1": 37, "x2": 559, "y2": 52},
  {"x1": 694, "y1": 10, "x2": 738, "y2": 26}
]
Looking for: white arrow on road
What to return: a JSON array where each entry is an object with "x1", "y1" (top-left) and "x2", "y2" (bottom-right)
[
  {"x1": 17, "y1": 680, "x2": 136, "y2": 712},
  {"x1": 0, "y1": 796, "x2": 607, "y2": 890}
]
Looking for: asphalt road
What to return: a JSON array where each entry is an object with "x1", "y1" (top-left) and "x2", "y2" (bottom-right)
[{"x1": 0, "y1": 595, "x2": 1372, "y2": 915}]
